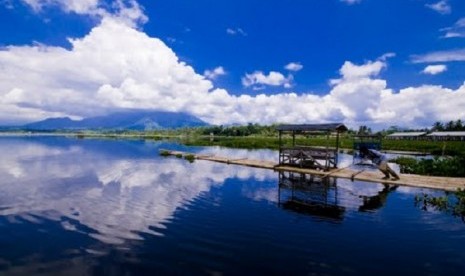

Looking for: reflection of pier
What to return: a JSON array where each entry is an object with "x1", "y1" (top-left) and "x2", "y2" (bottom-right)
[{"x1": 278, "y1": 172, "x2": 345, "y2": 221}]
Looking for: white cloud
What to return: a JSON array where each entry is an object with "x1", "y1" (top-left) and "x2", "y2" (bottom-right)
[
  {"x1": 0, "y1": 18, "x2": 213, "y2": 123},
  {"x1": 1, "y1": 13, "x2": 465, "y2": 129},
  {"x1": 330, "y1": 60, "x2": 385, "y2": 85},
  {"x1": 441, "y1": 17, "x2": 465, "y2": 38},
  {"x1": 19, "y1": 0, "x2": 147, "y2": 27},
  {"x1": 21, "y1": 0, "x2": 99, "y2": 14},
  {"x1": 284, "y1": 62, "x2": 303, "y2": 72},
  {"x1": 340, "y1": 0, "x2": 361, "y2": 5},
  {"x1": 422, "y1": 64, "x2": 447, "y2": 75},
  {"x1": 226, "y1": 27, "x2": 247, "y2": 36},
  {"x1": 242, "y1": 71, "x2": 293, "y2": 89},
  {"x1": 411, "y1": 48, "x2": 465, "y2": 63},
  {"x1": 426, "y1": 0, "x2": 451, "y2": 15},
  {"x1": 204, "y1": 66, "x2": 226, "y2": 80},
  {"x1": 379, "y1": 52, "x2": 396, "y2": 61}
]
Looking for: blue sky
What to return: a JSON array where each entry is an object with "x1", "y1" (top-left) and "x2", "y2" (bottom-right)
[{"x1": 1, "y1": 0, "x2": 465, "y2": 129}]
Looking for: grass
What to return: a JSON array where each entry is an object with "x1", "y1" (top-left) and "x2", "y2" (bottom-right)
[{"x1": 180, "y1": 136, "x2": 465, "y2": 156}]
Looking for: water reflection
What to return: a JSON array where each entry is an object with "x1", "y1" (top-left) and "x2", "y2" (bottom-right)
[
  {"x1": 278, "y1": 172, "x2": 344, "y2": 221},
  {"x1": 0, "y1": 137, "x2": 277, "y2": 246},
  {"x1": 277, "y1": 171, "x2": 399, "y2": 220},
  {"x1": 2, "y1": 137, "x2": 465, "y2": 275},
  {"x1": 0, "y1": 136, "x2": 423, "y2": 247}
]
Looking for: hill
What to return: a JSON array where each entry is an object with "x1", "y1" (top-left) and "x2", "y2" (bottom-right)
[{"x1": 22, "y1": 110, "x2": 208, "y2": 131}]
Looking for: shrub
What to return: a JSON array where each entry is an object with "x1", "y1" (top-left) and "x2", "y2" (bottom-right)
[
  {"x1": 394, "y1": 155, "x2": 465, "y2": 177},
  {"x1": 184, "y1": 154, "x2": 195, "y2": 163}
]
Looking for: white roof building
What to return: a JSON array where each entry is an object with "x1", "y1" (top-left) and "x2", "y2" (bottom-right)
[
  {"x1": 427, "y1": 131, "x2": 465, "y2": 137},
  {"x1": 386, "y1": 132, "x2": 427, "y2": 139}
]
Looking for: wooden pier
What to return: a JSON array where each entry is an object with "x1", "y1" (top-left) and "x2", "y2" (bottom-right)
[{"x1": 160, "y1": 149, "x2": 465, "y2": 192}]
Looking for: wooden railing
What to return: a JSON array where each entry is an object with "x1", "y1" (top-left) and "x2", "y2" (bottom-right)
[{"x1": 279, "y1": 146, "x2": 337, "y2": 170}]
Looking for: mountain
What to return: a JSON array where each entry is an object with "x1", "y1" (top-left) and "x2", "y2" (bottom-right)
[{"x1": 22, "y1": 110, "x2": 209, "y2": 130}]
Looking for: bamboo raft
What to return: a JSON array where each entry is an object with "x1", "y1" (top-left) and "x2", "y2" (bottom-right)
[{"x1": 160, "y1": 150, "x2": 465, "y2": 192}]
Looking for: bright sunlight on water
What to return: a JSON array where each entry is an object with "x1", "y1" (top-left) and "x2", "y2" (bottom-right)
[{"x1": 0, "y1": 136, "x2": 464, "y2": 275}]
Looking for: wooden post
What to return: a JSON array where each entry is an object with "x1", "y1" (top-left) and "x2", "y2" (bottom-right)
[
  {"x1": 279, "y1": 130, "x2": 282, "y2": 164},
  {"x1": 335, "y1": 131, "x2": 340, "y2": 168},
  {"x1": 326, "y1": 131, "x2": 330, "y2": 169}
]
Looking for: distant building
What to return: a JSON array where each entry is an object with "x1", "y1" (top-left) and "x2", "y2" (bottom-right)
[
  {"x1": 385, "y1": 132, "x2": 427, "y2": 140},
  {"x1": 427, "y1": 131, "x2": 465, "y2": 141}
]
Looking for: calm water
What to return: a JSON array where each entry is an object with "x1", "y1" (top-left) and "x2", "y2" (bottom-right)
[{"x1": 0, "y1": 136, "x2": 464, "y2": 275}]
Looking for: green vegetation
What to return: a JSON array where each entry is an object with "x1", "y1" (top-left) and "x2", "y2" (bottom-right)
[
  {"x1": 184, "y1": 154, "x2": 195, "y2": 163},
  {"x1": 159, "y1": 150, "x2": 170, "y2": 157},
  {"x1": 175, "y1": 153, "x2": 183, "y2": 158},
  {"x1": 415, "y1": 189, "x2": 465, "y2": 222},
  {"x1": 181, "y1": 135, "x2": 465, "y2": 155},
  {"x1": 382, "y1": 139, "x2": 465, "y2": 156},
  {"x1": 394, "y1": 155, "x2": 465, "y2": 177},
  {"x1": 431, "y1": 119, "x2": 465, "y2": 131}
]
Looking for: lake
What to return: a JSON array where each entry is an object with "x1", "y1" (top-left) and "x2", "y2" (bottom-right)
[{"x1": 0, "y1": 136, "x2": 464, "y2": 275}]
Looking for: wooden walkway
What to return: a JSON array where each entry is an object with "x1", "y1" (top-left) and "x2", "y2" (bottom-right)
[{"x1": 160, "y1": 150, "x2": 465, "y2": 192}]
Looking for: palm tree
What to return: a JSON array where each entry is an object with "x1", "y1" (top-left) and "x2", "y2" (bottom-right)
[
  {"x1": 454, "y1": 119, "x2": 463, "y2": 131},
  {"x1": 446, "y1": 120, "x2": 455, "y2": 131},
  {"x1": 432, "y1": 121, "x2": 444, "y2": 131}
]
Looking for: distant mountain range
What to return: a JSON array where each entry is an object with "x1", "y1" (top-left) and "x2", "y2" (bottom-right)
[{"x1": 19, "y1": 110, "x2": 209, "y2": 131}]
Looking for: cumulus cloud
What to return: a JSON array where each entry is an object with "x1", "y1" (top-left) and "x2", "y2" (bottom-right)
[
  {"x1": 0, "y1": 18, "x2": 212, "y2": 123},
  {"x1": 441, "y1": 17, "x2": 465, "y2": 38},
  {"x1": 411, "y1": 48, "x2": 465, "y2": 63},
  {"x1": 1, "y1": 10, "x2": 465, "y2": 129},
  {"x1": 284, "y1": 62, "x2": 303, "y2": 72},
  {"x1": 330, "y1": 60, "x2": 385, "y2": 85},
  {"x1": 426, "y1": 0, "x2": 451, "y2": 15},
  {"x1": 422, "y1": 64, "x2": 447, "y2": 75},
  {"x1": 204, "y1": 66, "x2": 226, "y2": 80},
  {"x1": 242, "y1": 71, "x2": 293, "y2": 89}
]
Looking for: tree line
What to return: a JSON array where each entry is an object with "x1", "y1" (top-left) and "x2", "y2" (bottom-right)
[
  {"x1": 193, "y1": 119, "x2": 465, "y2": 137},
  {"x1": 432, "y1": 120, "x2": 465, "y2": 131},
  {"x1": 197, "y1": 123, "x2": 278, "y2": 137}
]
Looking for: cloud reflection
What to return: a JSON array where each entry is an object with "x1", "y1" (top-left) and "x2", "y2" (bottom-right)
[
  {"x1": 0, "y1": 138, "x2": 278, "y2": 245},
  {"x1": 0, "y1": 137, "x2": 428, "y2": 245}
]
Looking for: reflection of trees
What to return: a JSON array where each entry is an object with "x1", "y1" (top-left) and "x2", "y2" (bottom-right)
[
  {"x1": 415, "y1": 189, "x2": 465, "y2": 223},
  {"x1": 278, "y1": 172, "x2": 345, "y2": 221}
]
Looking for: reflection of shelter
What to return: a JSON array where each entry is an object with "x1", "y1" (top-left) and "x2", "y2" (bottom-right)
[
  {"x1": 278, "y1": 171, "x2": 345, "y2": 221},
  {"x1": 276, "y1": 123, "x2": 348, "y2": 171},
  {"x1": 353, "y1": 134, "x2": 382, "y2": 164}
]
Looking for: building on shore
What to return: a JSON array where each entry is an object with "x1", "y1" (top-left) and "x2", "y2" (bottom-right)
[
  {"x1": 385, "y1": 132, "x2": 427, "y2": 140},
  {"x1": 427, "y1": 131, "x2": 465, "y2": 141}
]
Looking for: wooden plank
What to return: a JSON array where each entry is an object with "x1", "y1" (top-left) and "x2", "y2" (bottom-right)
[{"x1": 159, "y1": 149, "x2": 465, "y2": 192}]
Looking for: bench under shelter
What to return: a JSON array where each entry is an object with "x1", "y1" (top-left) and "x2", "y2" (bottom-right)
[{"x1": 276, "y1": 123, "x2": 348, "y2": 171}]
